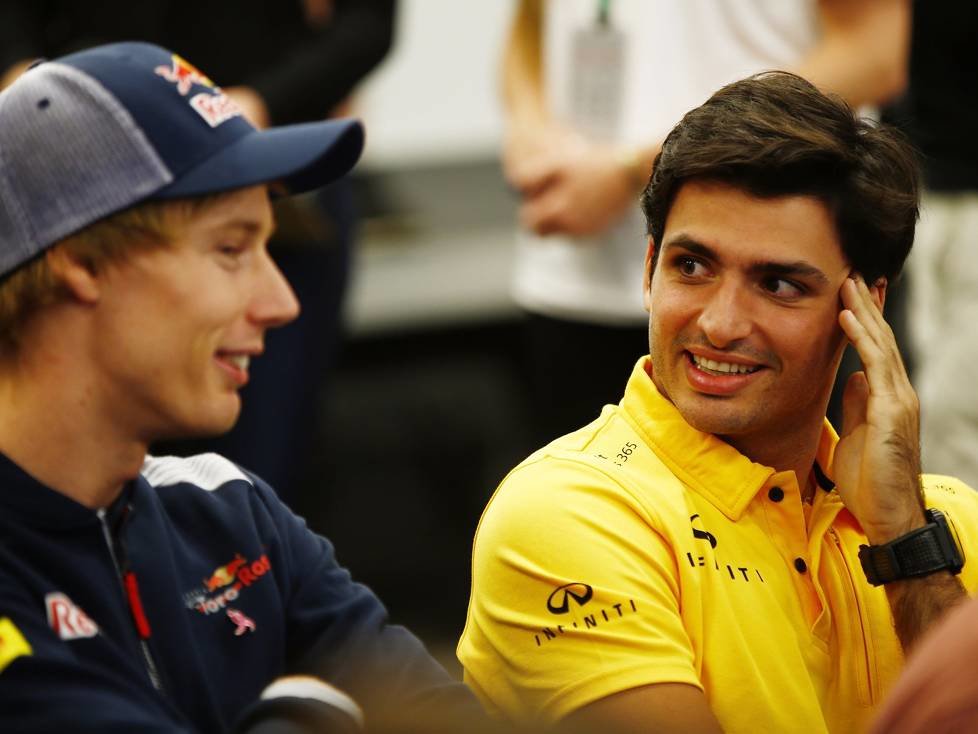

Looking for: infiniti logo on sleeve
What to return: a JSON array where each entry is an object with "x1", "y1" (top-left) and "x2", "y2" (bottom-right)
[
  {"x1": 534, "y1": 581, "x2": 638, "y2": 649},
  {"x1": 546, "y1": 582, "x2": 593, "y2": 614}
]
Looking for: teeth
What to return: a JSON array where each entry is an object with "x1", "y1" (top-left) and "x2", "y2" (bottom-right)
[
  {"x1": 226, "y1": 355, "x2": 250, "y2": 371},
  {"x1": 692, "y1": 355, "x2": 758, "y2": 375}
]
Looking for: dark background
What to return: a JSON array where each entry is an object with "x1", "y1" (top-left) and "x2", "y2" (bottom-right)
[{"x1": 290, "y1": 159, "x2": 541, "y2": 666}]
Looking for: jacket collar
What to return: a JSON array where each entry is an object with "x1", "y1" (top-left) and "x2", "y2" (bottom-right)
[
  {"x1": 0, "y1": 450, "x2": 139, "y2": 529},
  {"x1": 621, "y1": 357, "x2": 838, "y2": 521}
]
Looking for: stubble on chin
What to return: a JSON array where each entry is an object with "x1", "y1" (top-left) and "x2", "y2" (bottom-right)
[{"x1": 648, "y1": 345, "x2": 766, "y2": 437}]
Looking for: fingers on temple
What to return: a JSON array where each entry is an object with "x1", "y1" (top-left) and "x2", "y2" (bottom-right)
[{"x1": 841, "y1": 278, "x2": 902, "y2": 364}]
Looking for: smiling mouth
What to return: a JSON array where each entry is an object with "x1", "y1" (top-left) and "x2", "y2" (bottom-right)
[
  {"x1": 215, "y1": 353, "x2": 252, "y2": 386},
  {"x1": 689, "y1": 353, "x2": 761, "y2": 375},
  {"x1": 223, "y1": 355, "x2": 250, "y2": 372}
]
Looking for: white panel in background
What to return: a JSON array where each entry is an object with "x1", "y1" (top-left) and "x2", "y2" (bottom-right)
[{"x1": 356, "y1": 0, "x2": 511, "y2": 169}]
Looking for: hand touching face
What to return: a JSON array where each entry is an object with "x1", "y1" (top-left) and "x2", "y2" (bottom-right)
[{"x1": 834, "y1": 274, "x2": 926, "y2": 543}]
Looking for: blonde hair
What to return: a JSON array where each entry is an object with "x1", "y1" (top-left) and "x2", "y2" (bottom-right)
[{"x1": 0, "y1": 197, "x2": 213, "y2": 353}]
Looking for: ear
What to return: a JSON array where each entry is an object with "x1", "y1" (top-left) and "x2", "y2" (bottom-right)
[
  {"x1": 44, "y1": 245, "x2": 101, "y2": 305},
  {"x1": 643, "y1": 236, "x2": 656, "y2": 312},
  {"x1": 869, "y1": 276, "x2": 887, "y2": 313}
]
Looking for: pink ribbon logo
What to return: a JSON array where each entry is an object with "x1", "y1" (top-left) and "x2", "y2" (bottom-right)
[{"x1": 226, "y1": 608, "x2": 256, "y2": 636}]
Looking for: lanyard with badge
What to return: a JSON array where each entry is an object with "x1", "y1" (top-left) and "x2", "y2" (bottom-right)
[{"x1": 569, "y1": 0, "x2": 626, "y2": 142}]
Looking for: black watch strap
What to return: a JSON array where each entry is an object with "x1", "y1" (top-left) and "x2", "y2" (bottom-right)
[{"x1": 858, "y1": 509, "x2": 965, "y2": 586}]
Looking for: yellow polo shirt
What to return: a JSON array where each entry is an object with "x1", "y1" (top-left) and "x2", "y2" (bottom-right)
[{"x1": 458, "y1": 358, "x2": 978, "y2": 733}]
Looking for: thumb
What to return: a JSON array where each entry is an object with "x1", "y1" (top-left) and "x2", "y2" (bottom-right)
[{"x1": 840, "y1": 370, "x2": 869, "y2": 438}]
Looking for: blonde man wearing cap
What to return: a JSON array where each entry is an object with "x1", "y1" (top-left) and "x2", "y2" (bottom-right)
[{"x1": 0, "y1": 42, "x2": 477, "y2": 734}]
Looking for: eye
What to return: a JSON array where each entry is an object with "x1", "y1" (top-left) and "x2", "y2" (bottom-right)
[
  {"x1": 213, "y1": 241, "x2": 253, "y2": 270},
  {"x1": 675, "y1": 255, "x2": 708, "y2": 278},
  {"x1": 218, "y1": 243, "x2": 246, "y2": 257},
  {"x1": 761, "y1": 276, "x2": 804, "y2": 299}
]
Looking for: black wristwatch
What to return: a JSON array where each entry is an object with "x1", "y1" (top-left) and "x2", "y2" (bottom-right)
[{"x1": 858, "y1": 509, "x2": 964, "y2": 586}]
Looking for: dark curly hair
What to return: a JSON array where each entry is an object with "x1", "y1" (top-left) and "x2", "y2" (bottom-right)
[{"x1": 640, "y1": 71, "x2": 919, "y2": 284}]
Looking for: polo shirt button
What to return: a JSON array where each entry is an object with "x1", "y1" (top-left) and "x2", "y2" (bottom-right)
[
  {"x1": 794, "y1": 558, "x2": 808, "y2": 574},
  {"x1": 768, "y1": 487, "x2": 784, "y2": 502}
]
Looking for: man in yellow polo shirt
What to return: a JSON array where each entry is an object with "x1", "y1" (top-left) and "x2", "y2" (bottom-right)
[{"x1": 458, "y1": 71, "x2": 978, "y2": 733}]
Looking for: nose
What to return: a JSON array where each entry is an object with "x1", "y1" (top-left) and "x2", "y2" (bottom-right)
[
  {"x1": 696, "y1": 279, "x2": 753, "y2": 348},
  {"x1": 249, "y1": 253, "x2": 301, "y2": 329}
]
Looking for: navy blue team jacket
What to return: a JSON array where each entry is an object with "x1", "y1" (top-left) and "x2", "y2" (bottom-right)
[{"x1": 0, "y1": 451, "x2": 473, "y2": 732}]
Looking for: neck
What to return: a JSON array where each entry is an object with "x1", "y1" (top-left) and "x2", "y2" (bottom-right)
[
  {"x1": 719, "y1": 354, "x2": 843, "y2": 502},
  {"x1": 722, "y1": 415, "x2": 826, "y2": 502},
  {"x1": 0, "y1": 338, "x2": 147, "y2": 510}
]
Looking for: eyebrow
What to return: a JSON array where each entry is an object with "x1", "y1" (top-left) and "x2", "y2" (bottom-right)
[
  {"x1": 663, "y1": 234, "x2": 831, "y2": 286},
  {"x1": 219, "y1": 219, "x2": 276, "y2": 239}
]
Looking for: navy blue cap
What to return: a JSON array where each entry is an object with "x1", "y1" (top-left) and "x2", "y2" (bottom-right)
[
  {"x1": 58, "y1": 43, "x2": 364, "y2": 199},
  {"x1": 0, "y1": 41, "x2": 365, "y2": 276}
]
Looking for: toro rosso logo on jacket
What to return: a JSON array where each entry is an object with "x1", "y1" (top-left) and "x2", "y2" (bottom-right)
[
  {"x1": 45, "y1": 592, "x2": 99, "y2": 640},
  {"x1": 204, "y1": 553, "x2": 248, "y2": 591},
  {"x1": 183, "y1": 552, "x2": 272, "y2": 615},
  {"x1": 154, "y1": 53, "x2": 243, "y2": 128}
]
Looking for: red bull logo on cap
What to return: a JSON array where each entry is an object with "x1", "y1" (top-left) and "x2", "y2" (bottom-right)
[
  {"x1": 154, "y1": 53, "x2": 243, "y2": 128},
  {"x1": 154, "y1": 54, "x2": 216, "y2": 96},
  {"x1": 190, "y1": 92, "x2": 243, "y2": 128}
]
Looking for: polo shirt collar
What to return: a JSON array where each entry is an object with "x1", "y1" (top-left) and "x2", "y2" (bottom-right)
[{"x1": 621, "y1": 357, "x2": 838, "y2": 521}]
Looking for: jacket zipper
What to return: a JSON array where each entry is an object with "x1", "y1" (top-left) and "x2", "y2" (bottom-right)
[{"x1": 96, "y1": 507, "x2": 164, "y2": 692}]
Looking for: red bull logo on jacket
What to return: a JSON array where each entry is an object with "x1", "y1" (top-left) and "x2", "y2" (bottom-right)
[
  {"x1": 204, "y1": 554, "x2": 247, "y2": 591},
  {"x1": 184, "y1": 553, "x2": 272, "y2": 615}
]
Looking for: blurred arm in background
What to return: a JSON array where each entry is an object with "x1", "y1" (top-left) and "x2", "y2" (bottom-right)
[
  {"x1": 501, "y1": 0, "x2": 657, "y2": 238},
  {"x1": 504, "y1": 0, "x2": 909, "y2": 239},
  {"x1": 798, "y1": 0, "x2": 909, "y2": 108}
]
